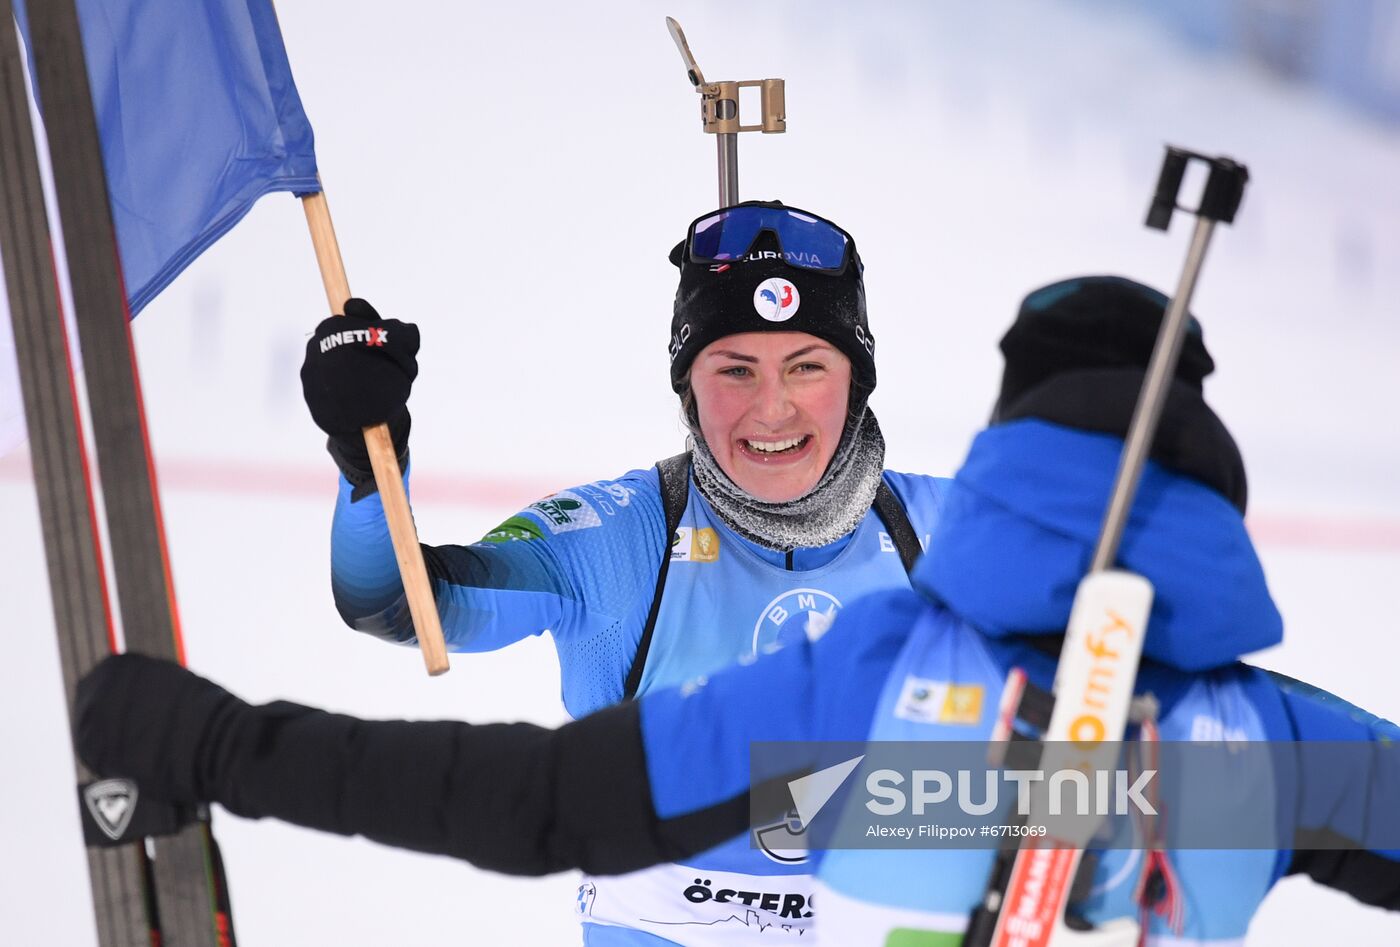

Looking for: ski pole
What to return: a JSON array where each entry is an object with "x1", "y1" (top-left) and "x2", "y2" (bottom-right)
[
  {"x1": 971, "y1": 147, "x2": 1249, "y2": 947},
  {"x1": 302, "y1": 191, "x2": 450, "y2": 677},
  {"x1": 665, "y1": 17, "x2": 786, "y2": 208}
]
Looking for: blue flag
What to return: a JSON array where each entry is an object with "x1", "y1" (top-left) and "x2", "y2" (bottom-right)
[{"x1": 15, "y1": 0, "x2": 320, "y2": 315}]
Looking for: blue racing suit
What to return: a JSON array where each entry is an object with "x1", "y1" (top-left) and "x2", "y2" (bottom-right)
[{"x1": 330, "y1": 461, "x2": 948, "y2": 945}]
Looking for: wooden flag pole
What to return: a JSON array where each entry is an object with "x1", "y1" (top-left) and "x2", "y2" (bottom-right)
[{"x1": 301, "y1": 190, "x2": 450, "y2": 676}]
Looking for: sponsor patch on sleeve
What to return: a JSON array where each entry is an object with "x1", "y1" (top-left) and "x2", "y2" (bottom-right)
[
  {"x1": 894, "y1": 676, "x2": 985, "y2": 726},
  {"x1": 480, "y1": 515, "x2": 546, "y2": 544},
  {"x1": 524, "y1": 490, "x2": 602, "y2": 534}
]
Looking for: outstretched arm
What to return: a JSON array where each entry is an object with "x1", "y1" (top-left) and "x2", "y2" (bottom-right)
[
  {"x1": 74, "y1": 591, "x2": 917, "y2": 874},
  {"x1": 75, "y1": 653, "x2": 744, "y2": 876}
]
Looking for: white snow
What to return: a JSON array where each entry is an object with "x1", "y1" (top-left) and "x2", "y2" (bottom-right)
[{"x1": 2, "y1": 1, "x2": 1397, "y2": 944}]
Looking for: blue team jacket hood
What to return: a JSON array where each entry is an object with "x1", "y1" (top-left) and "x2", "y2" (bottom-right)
[{"x1": 914, "y1": 419, "x2": 1281, "y2": 671}]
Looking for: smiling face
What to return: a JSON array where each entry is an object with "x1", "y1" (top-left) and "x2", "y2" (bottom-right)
[{"x1": 689, "y1": 332, "x2": 853, "y2": 503}]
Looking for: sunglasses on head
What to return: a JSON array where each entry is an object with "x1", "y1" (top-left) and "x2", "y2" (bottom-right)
[{"x1": 686, "y1": 204, "x2": 858, "y2": 275}]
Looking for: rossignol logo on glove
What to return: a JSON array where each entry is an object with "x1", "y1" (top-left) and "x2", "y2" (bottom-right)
[
  {"x1": 319, "y1": 327, "x2": 388, "y2": 353},
  {"x1": 84, "y1": 778, "x2": 138, "y2": 841}
]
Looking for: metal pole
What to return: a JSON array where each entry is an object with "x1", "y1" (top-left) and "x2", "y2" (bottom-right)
[
  {"x1": 1089, "y1": 215, "x2": 1216, "y2": 573},
  {"x1": 717, "y1": 133, "x2": 739, "y2": 207}
]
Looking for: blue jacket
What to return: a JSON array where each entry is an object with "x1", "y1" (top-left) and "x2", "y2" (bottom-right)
[{"x1": 638, "y1": 420, "x2": 1400, "y2": 944}]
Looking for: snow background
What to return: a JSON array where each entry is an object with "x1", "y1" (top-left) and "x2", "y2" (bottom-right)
[{"x1": 2, "y1": 1, "x2": 1398, "y2": 943}]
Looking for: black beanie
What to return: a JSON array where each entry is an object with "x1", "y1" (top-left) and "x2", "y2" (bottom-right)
[
  {"x1": 667, "y1": 202, "x2": 876, "y2": 394},
  {"x1": 994, "y1": 276, "x2": 1249, "y2": 513}
]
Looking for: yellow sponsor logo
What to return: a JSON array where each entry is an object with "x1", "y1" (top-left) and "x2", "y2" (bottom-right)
[
  {"x1": 939, "y1": 685, "x2": 984, "y2": 725},
  {"x1": 692, "y1": 527, "x2": 720, "y2": 562},
  {"x1": 894, "y1": 677, "x2": 985, "y2": 726},
  {"x1": 671, "y1": 526, "x2": 720, "y2": 562}
]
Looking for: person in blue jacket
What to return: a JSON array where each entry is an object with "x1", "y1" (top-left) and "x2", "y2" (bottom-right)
[
  {"x1": 297, "y1": 201, "x2": 948, "y2": 944},
  {"x1": 81, "y1": 276, "x2": 1400, "y2": 944}
]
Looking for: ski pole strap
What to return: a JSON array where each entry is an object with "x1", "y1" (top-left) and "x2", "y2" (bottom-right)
[
  {"x1": 79, "y1": 778, "x2": 202, "y2": 847},
  {"x1": 623, "y1": 452, "x2": 693, "y2": 700},
  {"x1": 872, "y1": 479, "x2": 922, "y2": 575}
]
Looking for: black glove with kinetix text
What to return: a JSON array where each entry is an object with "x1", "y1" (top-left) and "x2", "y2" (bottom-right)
[{"x1": 300, "y1": 298, "x2": 417, "y2": 497}]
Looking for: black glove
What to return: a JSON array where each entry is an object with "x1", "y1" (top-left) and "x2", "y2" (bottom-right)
[
  {"x1": 300, "y1": 298, "x2": 418, "y2": 496},
  {"x1": 75, "y1": 653, "x2": 246, "y2": 805}
]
